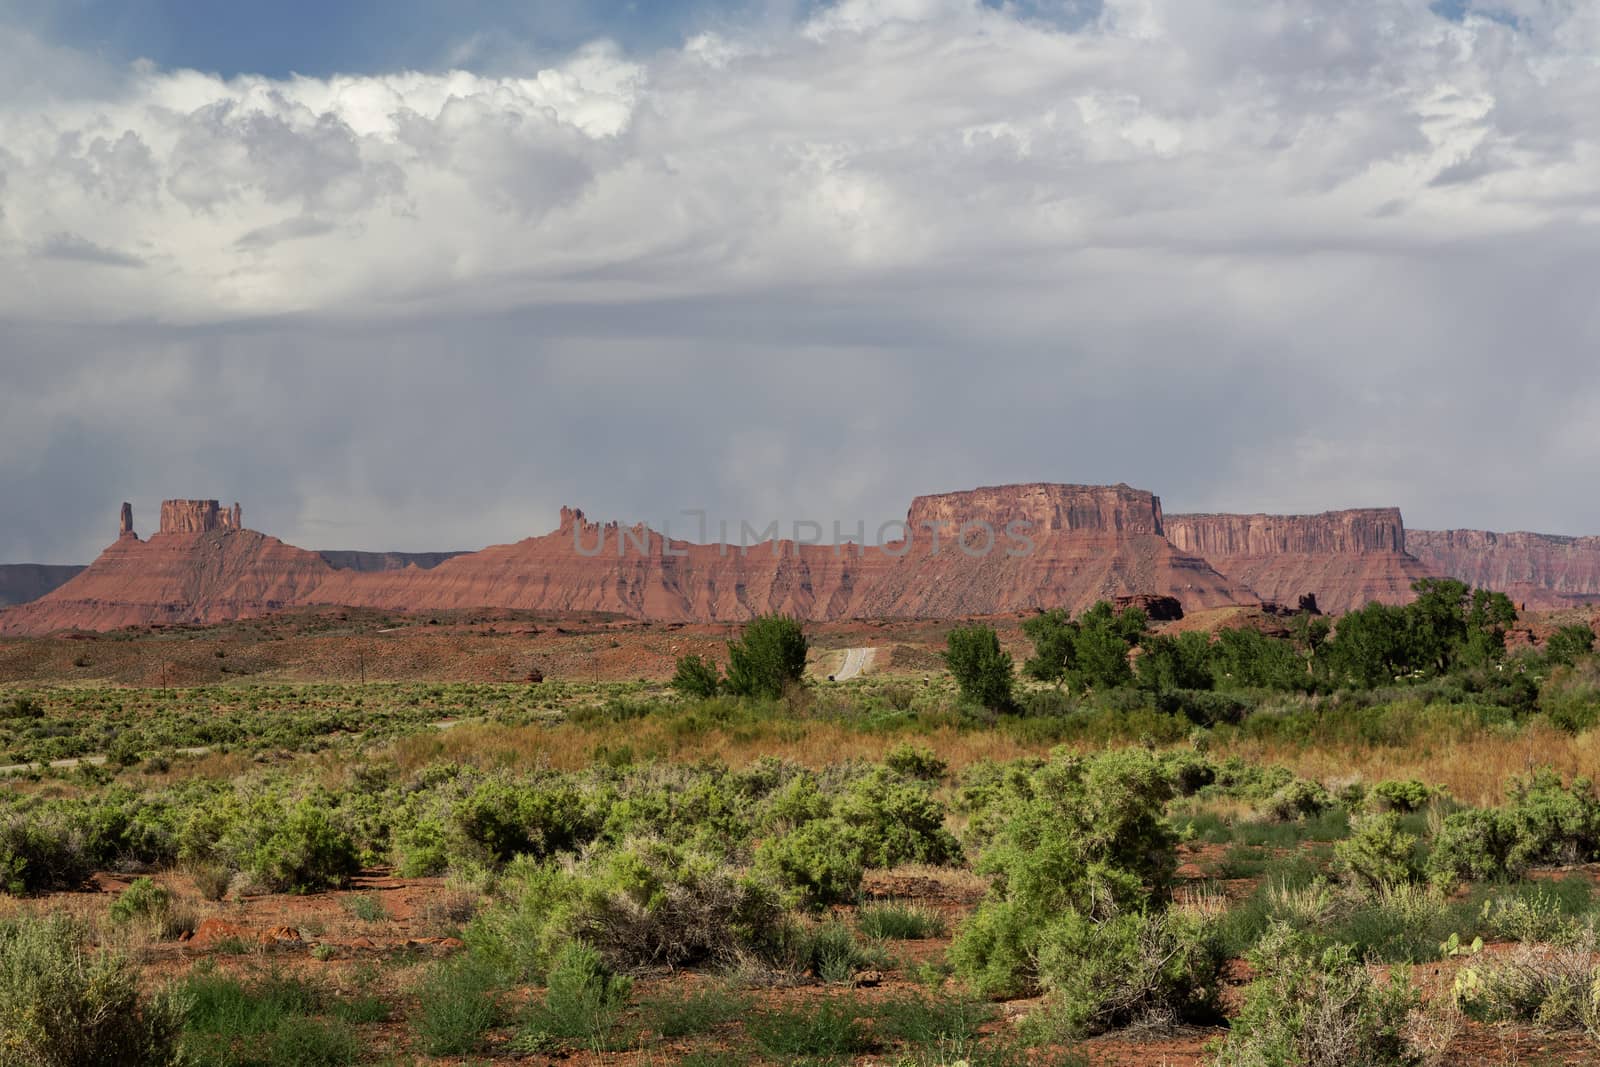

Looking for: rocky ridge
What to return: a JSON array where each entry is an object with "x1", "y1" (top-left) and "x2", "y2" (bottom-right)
[
  {"x1": 1408, "y1": 529, "x2": 1600, "y2": 609},
  {"x1": 7, "y1": 490, "x2": 1600, "y2": 634},
  {"x1": 1163, "y1": 509, "x2": 1436, "y2": 614}
]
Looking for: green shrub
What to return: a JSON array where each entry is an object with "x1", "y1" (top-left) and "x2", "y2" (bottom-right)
[
  {"x1": 241, "y1": 801, "x2": 360, "y2": 893},
  {"x1": 1029, "y1": 910, "x2": 1223, "y2": 1038},
  {"x1": 574, "y1": 839, "x2": 784, "y2": 969},
  {"x1": 0, "y1": 696, "x2": 43, "y2": 720},
  {"x1": 1161, "y1": 751, "x2": 1217, "y2": 796},
  {"x1": 1427, "y1": 808, "x2": 1512, "y2": 885},
  {"x1": 346, "y1": 893, "x2": 385, "y2": 922},
  {"x1": 857, "y1": 901, "x2": 947, "y2": 940},
  {"x1": 178, "y1": 966, "x2": 321, "y2": 1039},
  {"x1": 0, "y1": 915, "x2": 183, "y2": 1067},
  {"x1": 1263, "y1": 778, "x2": 1335, "y2": 821},
  {"x1": 722, "y1": 615, "x2": 808, "y2": 700},
  {"x1": 1333, "y1": 882, "x2": 1455, "y2": 964},
  {"x1": 870, "y1": 992, "x2": 993, "y2": 1045},
  {"x1": 945, "y1": 625, "x2": 1015, "y2": 711},
  {"x1": 756, "y1": 818, "x2": 865, "y2": 909},
  {"x1": 671, "y1": 654, "x2": 722, "y2": 698},
  {"x1": 392, "y1": 815, "x2": 449, "y2": 877},
  {"x1": 0, "y1": 816, "x2": 91, "y2": 896},
  {"x1": 1429, "y1": 769, "x2": 1600, "y2": 885},
  {"x1": 470, "y1": 839, "x2": 785, "y2": 978},
  {"x1": 1474, "y1": 881, "x2": 1594, "y2": 944},
  {"x1": 1154, "y1": 688, "x2": 1250, "y2": 727},
  {"x1": 1368, "y1": 779, "x2": 1436, "y2": 813},
  {"x1": 412, "y1": 956, "x2": 500, "y2": 1055},
  {"x1": 780, "y1": 919, "x2": 875, "y2": 984},
  {"x1": 109, "y1": 877, "x2": 184, "y2": 939},
  {"x1": 637, "y1": 984, "x2": 750, "y2": 1038},
  {"x1": 1335, "y1": 813, "x2": 1421, "y2": 891},
  {"x1": 835, "y1": 769, "x2": 960, "y2": 868},
  {"x1": 515, "y1": 941, "x2": 633, "y2": 1053},
  {"x1": 952, "y1": 749, "x2": 1179, "y2": 997},
  {"x1": 1453, "y1": 927, "x2": 1600, "y2": 1033},
  {"x1": 883, "y1": 743, "x2": 948, "y2": 781},
  {"x1": 1543, "y1": 624, "x2": 1596, "y2": 667},
  {"x1": 450, "y1": 776, "x2": 599, "y2": 867},
  {"x1": 190, "y1": 862, "x2": 232, "y2": 902},
  {"x1": 262, "y1": 1017, "x2": 359, "y2": 1067},
  {"x1": 1211, "y1": 924, "x2": 1438, "y2": 1067},
  {"x1": 749, "y1": 999, "x2": 872, "y2": 1057}
]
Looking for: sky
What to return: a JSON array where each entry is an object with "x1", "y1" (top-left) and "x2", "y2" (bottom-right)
[{"x1": 3, "y1": 0, "x2": 1599, "y2": 564}]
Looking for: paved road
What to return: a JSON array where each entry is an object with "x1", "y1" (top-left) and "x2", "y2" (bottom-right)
[{"x1": 833, "y1": 647, "x2": 876, "y2": 681}]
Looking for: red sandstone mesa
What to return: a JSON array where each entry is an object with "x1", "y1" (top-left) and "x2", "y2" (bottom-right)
[
  {"x1": 6, "y1": 488, "x2": 1600, "y2": 636},
  {"x1": 1163, "y1": 509, "x2": 1439, "y2": 615},
  {"x1": 308, "y1": 484, "x2": 1244, "y2": 623},
  {"x1": 0, "y1": 499, "x2": 334, "y2": 633},
  {"x1": 1407, "y1": 529, "x2": 1600, "y2": 609},
  {"x1": 0, "y1": 486, "x2": 1244, "y2": 633}
]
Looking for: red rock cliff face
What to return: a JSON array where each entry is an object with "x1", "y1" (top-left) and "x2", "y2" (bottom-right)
[
  {"x1": 307, "y1": 486, "x2": 1244, "y2": 623},
  {"x1": 159, "y1": 500, "x2": 242, "y2": 534},
  {"x1": 1163, "y1": 509, "x2": 1437, "y2": 613},
  {"x1": 0, "y1": 484, "x2": 1245, "y2": 634},
  {"x1": 0, "y1": 501, "x2": 332, "y2": 634},
  {"x1": 1408, "y1": 530, "x2": 1600, "y2": 608},
  {"x1": 1165, "y1": 509, "x2": 1407, "y2": 556},
  {"x1": 906, "y1": 483, "x2": 1166, "y2": 538},
  {"x1": 852, "y1": 484, "x2": 1235, "y2": 618}
]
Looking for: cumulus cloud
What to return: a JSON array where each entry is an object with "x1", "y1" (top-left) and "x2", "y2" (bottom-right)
[{"x1": 2, "y1": 0, "x2": 1600, "y2": 563}]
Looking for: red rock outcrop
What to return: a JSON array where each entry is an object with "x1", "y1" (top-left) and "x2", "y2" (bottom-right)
[
  {"x1": 1407, "y1": 530, "x2": 1600, "y2": 609},
  {"x1": 1164, "y1": 509, "x2": 1439, "y2": 614},
  {"x1": 0, "y1": 501, "x2": 334, "y2": 634},
  {"x1": 307, "y1": 485, "x2": 1245, "y2": 623},
  {"x1": 159, "y1": 499, "x2": 241, "y2": 533},
  {"x1": 119, "y1": 502, "x2": 135, "y2": 539},
  {"x1": 67, "y1": 487, "x2": 1600, "y2": 634},
  {"x1": 843, "y1": 485, "x2": 1240, "y2": 619}
]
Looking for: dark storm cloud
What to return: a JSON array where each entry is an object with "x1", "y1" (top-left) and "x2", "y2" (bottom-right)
[{"x1": 2, "y1": 0, "x2": 1599, "y2": 564}]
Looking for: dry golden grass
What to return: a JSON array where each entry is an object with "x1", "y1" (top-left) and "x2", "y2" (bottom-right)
[
  {"x1": 376, "y1": 698, "x2": 1600, "y2": 807},
  {"x1": 384, "y1": 716, "x2": 1047, "y2": 775},
  {"x1": 1221, "y1": 723, "x2": 1600, "y2": 806}
]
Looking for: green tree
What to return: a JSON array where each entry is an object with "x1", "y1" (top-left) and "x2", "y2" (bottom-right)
[
  {"x1": 1545, "y1": 624, "x2": 1596, "y2": 666},
  {"x1": 1324, "y1": 602, "x2": 1413, "y2": 687},
  {"x1": 1135, "y1": 632, "x2": 1213, "y2": 692},
  {"x1": 945, "y1": 625, "x2": 1015, "y2": 711},
  {"x1": 1022, "y1": 602, "x2": 1145, "y2": 691},
  {"x1": 1465, "y1": 585, "x2": 1510, "y2": 668},
  {"x1": 1210, "y1": 627, "x2": 1303, "y2": 691},
  {"x1": 722, "y1": 615, "x2": 808, "y2": 700},
  {"x1": 1021, "y1": 610, "x2": 1076, "y2": 683},
  {"x1": 1405, "y1": 577, "x2": 1473, "y2": 672},
  {"x1": 670, "y1": 654, "x2": 722, "y2": 698}
]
